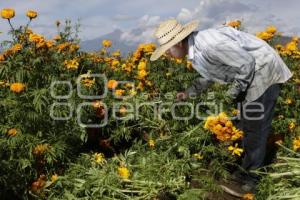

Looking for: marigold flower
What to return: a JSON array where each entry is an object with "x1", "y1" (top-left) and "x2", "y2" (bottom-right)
[
  {"x1": 26, "y1": 10, "x2": 38, "y2": 19},
  {"x1": 51, "y1": 174, "x2": 58, "y2": 183},
  {"x1": 293, "y1": 137, "x2": 300, "y2": 151},
  {"x1": 228, "y1": 143, "x2": 244, "y2": 156},
  {"x1": 112, "y1": 50, "x2": 121, "y2": 57},
  {"x1": 137, "y1": 69, "x2": 148, "y2": 80},
  {"x1": 284, "y1": 98, "x2": 293, "y2": 105},
  {"x1": 81, "y1": 78, "x2": 95, "y2": 88},
  {"x1": 148, "y1": 139, "x2": 155, "y2": 148},
  {"x1": 0, "y1": 54, "x2": 5, "y2": 61},
  {"x1": 32, "y1": 144, "x2": 49, "y2": 155},
  {"x1": 129, "y1": 89, "x2": 137, "y2": 96},
  {"x1": 138, "y1": 61, "x2": 147, "y2": 70},
  {"x1": 119, "y1": 106, "x2": 127, "y2": 114},
  {"x1": 10, "y1": 82, "x2": 26, "y2": 93},
  {"x1": 256, "y1": 31, "x2": 273, "y2": 41},
  {"x1": 64, "y1": 59, "x2": 79, "y2": 70},
  {"x1": 187, "y1": 61, "x2": 193, "y2": 70},
  {"x1": 227, "y1": 20, "x2": 241, "y2": 28},
  {"x1": 118, "y1": 166, "x2": 130, "y2": 179},
  {"x1": 7, "y1": 128, "x2": 17, "y2": 136},
  {"x1": 93, "y1": 152, "x2": 106, "y2": 164},
  {"x1": 243, "y1": 193, "x2": 254, "y2": 200},
  {"x1": 265, "y1": 25, "x2": 277, "y2": 34},
  {"x1": 115, "y1": 89, "x2": 125, "y2": 97},
  {"x1": 107, "y1": 80, "x2": 118, "y2": 90},
  {"x1": 289, "y1": 121, "x2": 296, "y2": 131},
  {"x1": 193, "y1": 153, "x2": 203, "y2": 160},
  {"x1": 1, "y1": 8, "x2": 15, "y2": 20},
  {"x1": 102, "y1": 39, "x2": 112, "y2": 48}
]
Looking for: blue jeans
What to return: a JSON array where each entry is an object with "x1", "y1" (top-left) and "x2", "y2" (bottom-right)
[{"x1": 237, "y1": 84, "x2": 281, "y2": 183}]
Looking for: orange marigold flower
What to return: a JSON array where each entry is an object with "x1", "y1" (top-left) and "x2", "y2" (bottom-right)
[
  {"x1": 243, "y1": 193, "x2": 254, "y2": 200},
  {"x1": 7, "y1": 128, "x2": 17, "y2": 136},
  {"x1": 107, "y1": 80, "x2": 118, "y2": 90},
  {"x1": 10, "y1": 82, "x2": 26, "y2": 93}
]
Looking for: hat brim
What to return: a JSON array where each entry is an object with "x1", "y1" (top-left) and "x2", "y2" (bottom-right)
[{"x1": 150, "y1": 20, "x2": 199, "y2": 61}]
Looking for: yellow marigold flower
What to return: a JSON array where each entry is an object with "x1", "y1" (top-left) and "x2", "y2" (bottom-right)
[
  {"x1": 265, "y1": 25, "x2": 277, "y2": 34},
  {"x1": 137, "y1": 82, "x2": 145, "y2": 91},
  {"x1": 289, "y1": 121, "x2": 296, "y2": 131},
  {"x1": 243, "y1": 193, "x2": 254, "y2": 200},
  {"x1": 228, "y1": 143, "x2": 244, "y2": 156},
  {"x1": 137, "y1": 69, "x2": 148, "y2": 80},
  {"x1": 7, "y1": 128, "x2": 17, "y2": 136},
  {"x1": 129, "y1": 89, "x2": 137, "y2": 96},
  {"x1": 10, "y1": 82, "x2": 26, "y2": 93},
  {"x1": 256, "y1": 31, "x2": 273, "y2": 41},
  {"x1": 111, "y1": 59, "x2": 120, "y2": 69},
  {"x1": 29, "y1": 33, "x2": 45, "y2": 44},
  {"x1": 284, "y1": 98, "x2": 293, "y2": 105},
  {"x1": 148, "y1": 139, "x2": 155, "y2": 148},
  {"x1": 118, "y1": 166, "x2": 130, "y2": 179},
  {"x1": 1, "y1": 8, "x2": 15, "y2": 20},
  {"x1": 26, "y1": 10, "x2": 38, "y2": 19},
  {"x1": 102, "y1": 39, "x2": 112, "y2": 48},
  {"x1": 231, "y1": 127, "x2": 244, "y2": 140},
  {"x1": 112, "y1": 50, "x2": 121, "y2": 57},
  {"x1": 115, "y1": 89, "x2": 125, "y2": 97},
  {"x1": 286, "y1": 41, "x2": 298, "y2": 52},
  {"x1": 138, "y1": 61, "x2": 147, "y2": 70},
  {"x1": 193, "y1": 153, "x2": 203, "y2": 160},
  {"x1": 293, "y1": 137, "x2": 300, "y2": 151},
  {"x1": 81, "y1": 78, "x2": 95, "y2": 88},
  {"x1": 227, "y1": 20, "x2": 241, "y2": 28},
  {"x1": 121, "y1": 63, "x2": 133, "y2": 73},
  {"x1": 107, "y1": 80, "x2": 118, "y2": 90},
  {"x1": 32, "y1": 144, "x2": 49, "y2": 155},
  {"x1": 11, "y1": 44, "x2": 22, "y2": 53},
  {"x1": 94, "y1": 152, "x2": 106, "y2": 164},
  {"x1": 187, "y1": 61, "x2": 193, "y2": 70},
  {"x1": 64, "y1": 59, "x2": 79, "y2": 70},
  {"x1": 176, "y1": 58, "x2": 183, "y2": 64},
  {"x1": 51, "y1": 174, "x2": 58, "y2": 183}
]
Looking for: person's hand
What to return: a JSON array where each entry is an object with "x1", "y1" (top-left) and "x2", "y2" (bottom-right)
[{"x1": 176, "y1": 91, "x2": 188, "y2": 102}]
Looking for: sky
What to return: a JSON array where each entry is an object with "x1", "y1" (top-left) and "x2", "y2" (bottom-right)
[{"x1": 0, "y1": 0, "x2": 299, "y2": 44}]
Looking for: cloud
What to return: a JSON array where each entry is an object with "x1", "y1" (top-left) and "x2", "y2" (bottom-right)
[{"x1": 119, "y1": 15, "x2": 161, "y2": 45}]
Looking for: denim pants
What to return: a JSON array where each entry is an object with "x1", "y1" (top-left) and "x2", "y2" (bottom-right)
[{"x1": 236, "y1": 84, "x2": 281, "y2": 183}]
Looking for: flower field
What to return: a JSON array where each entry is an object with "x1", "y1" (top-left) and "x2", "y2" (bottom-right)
[{"x1": 0, "y1": 10, "x2": 300, "y2": 200}]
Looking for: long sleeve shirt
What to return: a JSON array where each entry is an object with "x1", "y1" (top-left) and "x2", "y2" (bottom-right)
[{"x1": 186, "y1": 25, "x2": 293, "y2": 102}]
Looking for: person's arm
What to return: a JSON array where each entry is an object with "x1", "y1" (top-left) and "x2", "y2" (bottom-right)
[
  {"x1": 206, "y1": 41, "x2": 255, "y2": 99},
  {"x1": 185, "y1": 77, "x2": 213, "y2": 96}
]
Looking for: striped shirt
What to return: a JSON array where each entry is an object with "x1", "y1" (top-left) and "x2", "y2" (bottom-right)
[{"x1": 186, "y1": 25, "x2": 293, "y2": 102}]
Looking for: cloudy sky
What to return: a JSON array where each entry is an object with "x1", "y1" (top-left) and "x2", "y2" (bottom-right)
[{"x1": 0, "y1": 0, "x2": 299, "y2": 44}]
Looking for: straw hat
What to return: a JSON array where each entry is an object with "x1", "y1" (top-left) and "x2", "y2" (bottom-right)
[{"x1": 150, "y1": 19, "x2": 199, "y2": 61}]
